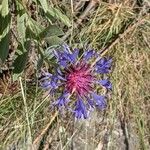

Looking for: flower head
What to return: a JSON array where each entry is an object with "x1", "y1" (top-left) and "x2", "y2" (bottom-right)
[
  {"x1": 65, "y1": 63, "x2": 93, "y2": 96},
  {"x1": 40, "y1": 44, "x2": 112, "y2": 119}
]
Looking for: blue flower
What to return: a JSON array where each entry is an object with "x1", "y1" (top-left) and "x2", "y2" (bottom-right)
[
  {"x1": 95, "y1": 58, "x2": 112, "y2": 74},
  {"x1": 40, "y1": 44, "x2": 112, "y2": 119},
  {"x1": 99, "y1": 79, "x2": 112, "y2": 90},
  {"x1": 73, "y1": 98, "x2": 88, "y2": 119}
]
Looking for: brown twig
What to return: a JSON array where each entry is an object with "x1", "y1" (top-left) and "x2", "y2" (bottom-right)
[
  {"x1": 62, "y1": 0, "x2": 99, "y2": 41},
  {"x1": 43, "y1": 128, "x2": 58, "y2": 150},
  {"x1": 32, "y1": 112, "x2": 58, "y2": 149},
  {"x1": 32, "y1": 91, "x2": 74, "y2": 149}
]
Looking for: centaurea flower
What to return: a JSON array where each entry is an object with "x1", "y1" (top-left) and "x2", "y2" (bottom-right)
[{"x1": 40, "y1": 44, "x2": 112, "y2": 119}]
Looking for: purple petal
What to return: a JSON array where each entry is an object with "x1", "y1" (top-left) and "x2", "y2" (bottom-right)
[
  {"x1": 59, "y1": 59, "x2": 68, "y2": 67},
  {"x1": 96, "y1": 58, "x2": 112, "y2": 74},
  {"x1": 99, "y1": 79, "x2": 112, "y2": 90},
  {"x1": 68, "y1": 48, "x2": 79, "y2": 63},
  {"x1": 53, "y1": 49, "x2": 70, "y2": 67},
  {"x1": 92, "y1": 93, "x2": 106, "y2": 109},
  {"x1": 40, "y1": 72, "x2": 52, "y2": 81},
  {"x1": 40, "y1": 73, "x2": 60, "y2": 90},
  {"x1": 87, "y1": 97, "x2": 95, "y2": 109},
  {"x1": 40, "y1": 81, "x2": 52, "y2": 89},
  {"x1": 52, "y1": 92, "x2": 70, "y2": 108},
  {"x1": 53, "y1": 45, "x2": 79, "y2": 67},
  {"x1": 83, "y1": 49, "x2": 96, "y2": 60},
  {"x1": 73, "y1": 98, "x2": 88, "y2": 119},
  {"x1": 50, "y1": 75, "x2": 59, "y2": 89}
]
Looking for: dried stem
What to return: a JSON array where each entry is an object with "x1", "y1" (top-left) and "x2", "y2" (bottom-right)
[
  {"x1": 32, "y1": 112, "x2": 58, "y2": 149},
  {"x1": 62, "y1": 0, "x2": 99, "y2": 41},
  {"x1": 91, "y1": 18, "x2": 145, "y2": 67}
]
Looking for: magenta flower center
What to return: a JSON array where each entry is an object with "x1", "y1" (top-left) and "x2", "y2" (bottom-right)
[{"x1": 65, "y1": 63, "x2": 93, "y2": 95}]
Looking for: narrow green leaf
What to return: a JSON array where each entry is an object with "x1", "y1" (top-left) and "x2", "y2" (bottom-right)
[
  {"x1": 47, "y1": 7, "x2": 71, "y2": 27},
  {"x1": 45, "y1": 36, "x2": 63, "y2": 46},
  {"x1": 13, "y1": 41, "x2": 30, "y2": 74},
  {"x1": 0, "y1": 16, "x2": 10, "y2": 38},
  {"x1": 26, "y1": 18, "x2": 44, "y2": 39},
  {"x1": 1, "y1": 0, "x2": 9, "y2": 17},
  {"x1": 39, "y1": 25, "x2": 64, "y2": 38},
  {"x1": 0, "y1": 32, "x2": 10, "y2": 62},
  {"x1": 0, "y1": 0, "x2": 10, "y2": 63},
  {"x1": 15, "y1": 0, "x2": 24, "y2": 12},
  {"x1": 13, "y1": 52, "x2": 28, "y2": 73},
  {"x1": 17, "y1": 13, "x2": 27, "y2": 43},
  {"x1": 38, "y1": 0, "x2": 48, "y2": 13},
  {"x1": 13, "y1": 51, "x2": 28, "y2": 74},
  {"x1": 37, "y1": 56, "x2": 43, "y2": 70}
]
